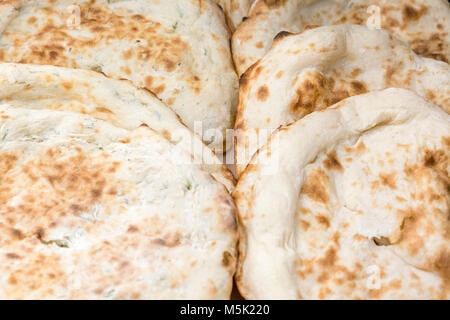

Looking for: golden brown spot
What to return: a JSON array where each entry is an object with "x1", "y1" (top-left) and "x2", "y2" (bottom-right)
[
  {"x1": 59, "y1": 81, "x2": 72, "y2": 90},
  {"x1": 0, "y1": 152, "x2": 19, "y2": 177},
  {"x1": 253, "y1": 66, "x2": 264, "y2": 77},
  {"x1": 10, "y1": 228, "x2": 25, "y2": 240},
  {"x1": 95, "y1": 107, "x2": 113, "y2": 114},
  {"x1": 6, "y1": 253, "x2": 21, "y2": 259},
  {"x1": 379, "y1": 172, "x2": 397, "y2": 189},
  {"x1": 315, "y1": 215, "x2": 330, "y2": 228},
  {"x1": 402, "y1": 4, "x2": 427, "y2": 23},
  {"x1": 435, "y1": 250, "x2": 450, "y2": 280},
  {"x1": 255, "y1": 41, "x2": 264, "y2": 49},
  {"x1": 323, "y1": 150, "x2": 343, "y2": 171},
  {"x1": 329, "y1": 90, "x2": 350, "y2": 105},
  {"x1": 152, "y1": 232, "x2": 182, "y2": 247},
  {"x1": 290, "y1": 70, "x2": 325, "y2": 116},
  {"x1": 410, "y1": 34, "x2": 448, "y2": 63},
  {"x1": 369, "y1": 277, "x2": 404, "y2": 299},
  {"x1": 423, "y1": 149, "x2": 446, "y2": 168},
  {"x1": 317, "y1": 272, "x2": 329, "y2": 283},
  {"x1": 27, "y1": 16, "x2": 38, "y2": 24},
  {"x1": 318, "y1": 287, "x2": 332, "y2": 299},
  {"x1": 162, "y1": 59, "x2": 176, "y2": 72},
  {"x1": 353, "y1": 234, "x2": 367, "y2": 241},
  {"x1": 425, "y1": 88, "x2": 438, "y2": 102},
  {"x1": 131, "y1": 14, "x2": 145, "y2": 21},
  {"x1": 70, "y1": 204, "x2": 83, "y2": 212},
  {"x1": 345, "y1": 141, "x2": 366, "y2": 154},
  {"x1": 122, "y1": 49, "x2": 133, "y2": 60},
  {"x1": 443, "y1": 137, "x2": 450, "y2": 148},
  {"x1": 349, "y1": 68, "x2": 361, "y2": 78},
  {"x1": 8, "y1": 275, "x2": 18, "y2": 285},
  {"x1": 127, "y1": 225, "x2": 139, "y2": 233},
  {"x1": 397, "y1": 207, "x2": 427, "y2": 256},
  {"x1": 144, "y1": 75, "x2": 154, "y2": 88},
  {"x1": 296, "y1": 257, "x2": 314, "y2": 279},
  {"x1": 349, "y1": 81, "x2": 367, "y2": 95},
  {"x1": 300, "y1": 219, "x2": 311, "y2": 230},
  {"x1": 238, "y1": 57, "x2": 247, "y2": 66},
  {"x1": 188, "y1": 75, "x2": 202, "y2": 94},
  {"x1": 384, "y1": 16, "x2": 400, "y2": 28},
  {"x1": 257, "y1": 85, "x2": 269, "y2": 101},
  {"x1": 222, "y1": 251, "x2": 232, "y2": 267},
  {"x1": 161, "y1": 129, "x2": 171, "y2": 141},
  {"x1": 120, "y1": 65, "x2": 131, "y2": 75},
  {"x1": 389, "y1": 279, "x2": 402, "y2": 290},
  {"x1": 152, "y1": 84, "x2": 166, "y2": 95},
  {"x1": 384, "y1": 66, "x2": 398, "y2": 87},
  {"x1": 319, "y1": 247, "x2": 337, "y2": 268},
  {"x1": 301, "y1": 169, "x2": 330, "y2": 204},
  {"x1": 299, "y1": 207, "x2": 311, "y2": 215},
  {"x1": 332, "y1": 232, "x2": 341, "y2": 246}
]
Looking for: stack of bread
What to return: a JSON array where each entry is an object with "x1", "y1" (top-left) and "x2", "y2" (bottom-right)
[{"x1": 0, "y1": 0, "x2": 448, "y2": 299}]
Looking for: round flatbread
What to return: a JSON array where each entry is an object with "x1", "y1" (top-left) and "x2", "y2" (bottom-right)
[
  {"x1": 0, "y1": 106, "x2": 238, "y2": 299},
  {"x1": 235, "y1": 25, "x2": 450, "y2": 176},
  {"x1": 234, "y1": 89, "x2": 450, "y2": 299},
  {"x1": 217, "y1": 0, "x2": 255, "y2": 31},
  {"x1": 233, "y1": 0, "x2": 450, "y2": 75},
  {"x1": 0, "y1": 62, "x2": 235, "y2": 192},
  {"x1": 0, "y1": 0, "x2": 238, "y2": 152}
]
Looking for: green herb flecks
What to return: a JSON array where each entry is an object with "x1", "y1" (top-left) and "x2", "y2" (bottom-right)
[{"x1": 1, "y1": 129, "x2": 8, "y2": 141}]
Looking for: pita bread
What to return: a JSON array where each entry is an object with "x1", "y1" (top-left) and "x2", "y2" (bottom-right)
[
  {"x1": 233, "y1": 89, "x2": 450, "y2": 299},
  {"x1": 235, "y1": 25, "x2": 450, "y2": 175},
  {"x1": 217, "y1": 0, "x2": 255, "y2": 31},
  {"x1": 233, "y1": 0, "x2": 450, "y2": 75},
  {"x1": 0, "y1": 106, "x2": 238, "y2": 299},
  {"x1": 0, "y1": 62, "x2": 235, "y2": 192},
  {"x1": 0, "y1": 0, "x2": 238, "y2": 152}
]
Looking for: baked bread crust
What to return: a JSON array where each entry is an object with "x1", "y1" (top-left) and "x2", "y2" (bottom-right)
[
  {"x1": 234, "y1": 89, "x2": 450, "y2": 299},
  {"x1": 233, "y1": 0, "x2": 450, "y2": 75},
  {"x1": 234, "y1": 25, "x2": 450, "y2": 176},
  {"x1": 0, "y1": 0, "x2": 238, "y2": 152},
  {"x1": 0, "y1": 106, "x2": 238, "y2": 299}
]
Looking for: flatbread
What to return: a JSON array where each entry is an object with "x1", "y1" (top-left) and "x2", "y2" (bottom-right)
[
  {"x1": 235, "y1": 25, "x2": 450, "y2": 176},
  {"x1": 217, "y1": 0, "x2": 255, "y2": 31},
  {"x1": 0, "y1": 0, "x2": 238, "y2": 152},
  {"x1": 0, "y1": 106, "x2": 238, "y2": 299},
  {"x1": 233, "y1": 0, "x2": 450, "y2": 75},
  {"x1": 0, "y1": 62, "x2": 235, "y2": 192},
  {"x1": 233, "y1": 89, "x2": 450, "y2": 299}
]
